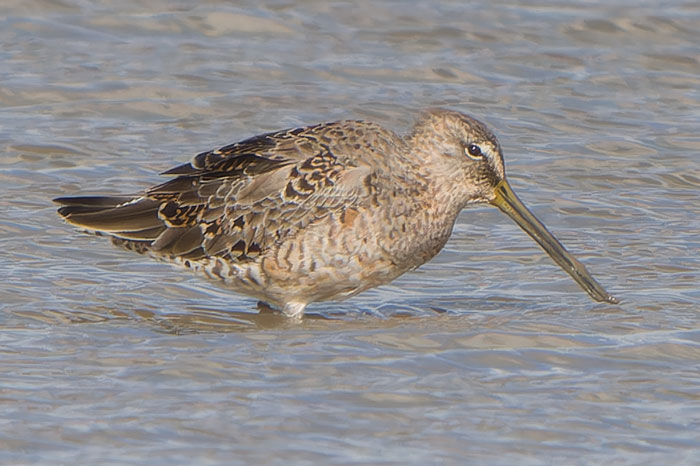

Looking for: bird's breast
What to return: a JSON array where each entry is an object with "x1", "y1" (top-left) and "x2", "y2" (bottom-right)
[{"x1": 256, "y1": 189, "x2": 458, "y2": 303}]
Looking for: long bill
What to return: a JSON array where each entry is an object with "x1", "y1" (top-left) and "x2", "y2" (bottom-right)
[{"x1": 490, "y1": 179, "x2": 618, "y2": 304}]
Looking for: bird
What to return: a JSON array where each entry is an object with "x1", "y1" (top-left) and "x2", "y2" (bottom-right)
[{"x1": 54, "y1": 108, "x2": 618, "y2": 318}]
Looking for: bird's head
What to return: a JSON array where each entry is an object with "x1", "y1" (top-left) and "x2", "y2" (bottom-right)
[{"x1": 410, "y1": 108, "x2": 617, "y2": 304}]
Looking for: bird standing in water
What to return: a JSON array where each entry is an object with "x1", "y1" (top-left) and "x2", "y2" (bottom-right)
[{"x1": 55, "y1": 109, "x2": 618, "y2": 317}]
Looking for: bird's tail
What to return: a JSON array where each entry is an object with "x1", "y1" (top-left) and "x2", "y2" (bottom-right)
[{"x1": 54, "y1": 195, "x2": 166, "y2": 243}]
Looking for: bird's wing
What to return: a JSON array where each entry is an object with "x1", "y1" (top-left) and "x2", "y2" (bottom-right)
[{"x1": 56, "y1": 122, "x2": 379, "y2": 262}]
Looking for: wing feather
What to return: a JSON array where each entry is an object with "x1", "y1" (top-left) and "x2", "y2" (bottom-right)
[{"x1": 56, "y1": 120, "x2": 381, "y2": 263}]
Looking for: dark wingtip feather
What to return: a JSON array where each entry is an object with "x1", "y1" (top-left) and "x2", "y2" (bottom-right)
[
  {"x1": 54, "y1": 196, "x2": 162, "y2": 233},
  {"x1": 57, "y1": 205, "x2": 109, "y2": 218},
  {"x1": 55, "y1": 196, "x2": 137, "y2": 220},
  {"x1": 53, "y1": 196, "x2": 135, "y2": 207}
]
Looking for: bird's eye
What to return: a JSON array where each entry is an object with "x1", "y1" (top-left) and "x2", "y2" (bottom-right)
[{"x1": 465, "y1": 143, "x2": 484, "y2": 160}]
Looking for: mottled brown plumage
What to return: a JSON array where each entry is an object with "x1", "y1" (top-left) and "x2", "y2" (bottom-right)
[{"x1": 55, "y1": 109, "x2": 617, "y2": 317}]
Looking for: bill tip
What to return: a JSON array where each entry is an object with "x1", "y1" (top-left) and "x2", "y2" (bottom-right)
[{"x1": 605, "y1": 294, "x2": 620, "y2": 305}]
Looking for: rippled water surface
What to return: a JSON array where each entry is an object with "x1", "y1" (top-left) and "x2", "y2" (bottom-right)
[{"x1": 2, "y1": 0, "x2": 699, "y2": 464}]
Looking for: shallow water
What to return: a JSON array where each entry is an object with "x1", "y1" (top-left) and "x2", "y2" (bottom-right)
[{"x1": 1, "y1": 0, "x2": 699, "y2": 464}]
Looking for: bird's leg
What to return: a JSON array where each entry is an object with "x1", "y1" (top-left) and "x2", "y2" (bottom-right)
[
  {"x1": 256, "y1": 301, "x2": 306, "y2": 318},
  {"x1": 281, "y1": 302, "x2": 307, "y2": 319}
]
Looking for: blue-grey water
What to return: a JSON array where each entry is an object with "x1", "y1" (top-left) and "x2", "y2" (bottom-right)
[{"x1": 1, "y1": 1, "x2": 699, "y2": 464}]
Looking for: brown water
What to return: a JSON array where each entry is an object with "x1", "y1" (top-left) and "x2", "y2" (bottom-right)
[{"x1": 2, "y1": 1, "x2": 699, "y2": 464}]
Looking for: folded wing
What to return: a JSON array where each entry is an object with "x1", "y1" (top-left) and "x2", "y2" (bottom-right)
[{"x1": 55, "y1": 123, "x2": 373, "y2": 263}]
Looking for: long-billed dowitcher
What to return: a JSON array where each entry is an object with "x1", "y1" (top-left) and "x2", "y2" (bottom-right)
[{"x1": 55, "y1": 109, "x2": 617, "y2": 317}]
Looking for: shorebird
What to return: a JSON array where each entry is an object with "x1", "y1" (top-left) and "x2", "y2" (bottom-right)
[{"x1": 55, "y1": 108, "x2": 618, "y2": 317}]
